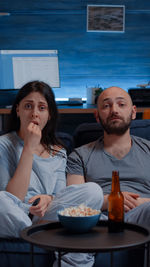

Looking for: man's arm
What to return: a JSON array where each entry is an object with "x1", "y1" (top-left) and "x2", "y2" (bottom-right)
[
  {"x1": 102, "y1": 192, "x2": 141, "y2": 212},
  {"x1": 67, "y1": 174, "x2": 85, "y2": 186},
  {"x1": 101, "y1": 195, "x2": 109, "y2": 211},
  {"x1": 136, "y1": 197, "x2": 150, "y2": 206},
  {"x1": 67, "y1": 173, "x2": 150, "y2": 212},
  {"x1": 102, "y1": 192, "x2": 150, "y2": 213},
  {"x1": 123, "y1": 193, "x2": 150, "y2": 211}
]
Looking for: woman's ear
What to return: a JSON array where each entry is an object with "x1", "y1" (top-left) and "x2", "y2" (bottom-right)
[{"x1": 16, "y1": 104, "x2": 19, "y2": 117}]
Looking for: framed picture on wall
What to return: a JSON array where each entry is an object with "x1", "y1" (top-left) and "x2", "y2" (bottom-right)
[{"x1": 87, "y1": 5, "x2": 125, "y2": 32}]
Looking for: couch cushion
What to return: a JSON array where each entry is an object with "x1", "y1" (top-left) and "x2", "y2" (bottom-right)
[
  {"x1": 56, "y1": 131, "x2": 74, "y2": 154},
  {"x1": 130, "y1": 119, "x2": 150, "y2": 140},
  {"x1": 74, "y1": 119, "x2": 150, "y2": 147},
  {"x1": 0, "y1": 238, "x2": 47, "y2": 253},
  {"x1": 0, "y1": 238, "x2": 54, "y2": 267}
]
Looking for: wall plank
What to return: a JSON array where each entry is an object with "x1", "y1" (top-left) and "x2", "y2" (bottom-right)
[{"x1": 0, "y1": 0, "x2": 150, "y2": 98}]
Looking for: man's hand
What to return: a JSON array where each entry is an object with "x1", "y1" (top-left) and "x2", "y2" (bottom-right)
[
  {"x1": 102, "y1": 192, "x2": 140, "y2": 212},
  {"x1": 122, "y1": 192, "x2": 139, "y2": 212},
  {"x1": 102, "y1": 192, "x2": 150, "y2": 213}
]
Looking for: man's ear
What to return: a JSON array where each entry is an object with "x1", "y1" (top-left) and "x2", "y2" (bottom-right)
[
  {"x1": 132, "y1": 105, "x2": 136, "y2": 120},
  {"x1": 94, "y1": 110, "x2": 100, "y2": 123}
]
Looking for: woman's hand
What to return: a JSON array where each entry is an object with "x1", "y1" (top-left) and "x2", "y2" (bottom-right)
[
  {"x1": 24, "y1": 122, "x2": 42, "y2": 155},
  {"x1": 29, "y1": 194, "x2": 53, "y2": 218}
]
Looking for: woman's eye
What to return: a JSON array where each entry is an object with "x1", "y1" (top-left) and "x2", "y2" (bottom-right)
[
  {"x1": 24, "y1": 103, "x2": 32, "y2": 109},
  {"x1": 39, "y1": 105, "x2": 47, "y2": 111}
]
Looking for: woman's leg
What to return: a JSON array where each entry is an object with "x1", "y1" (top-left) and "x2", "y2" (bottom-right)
[
  {"x1": 43, "y1": 182, "x2": 103, "y2": 221},
  {"x1": 43, "y1": 182, "x2": 103, "y2": 267},
  {"x1": 0, "y1": 191, "x2": 32, "y2": 238}
]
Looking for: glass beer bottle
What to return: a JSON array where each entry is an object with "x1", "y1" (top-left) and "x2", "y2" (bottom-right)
[{"x1": 108, "y1": 170, "x2": 124, "y2": 232}]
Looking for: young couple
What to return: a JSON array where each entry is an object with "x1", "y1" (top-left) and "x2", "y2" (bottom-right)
[{"x1": 0, "y1": 81, "x2": 149, "y2": 266}]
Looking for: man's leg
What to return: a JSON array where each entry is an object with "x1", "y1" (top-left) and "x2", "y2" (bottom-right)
[
  {"x1": 94, "y1": 203, "x2": 148, "y2": 267},
  {"x1": 124, "y1": 202, "x2": 150, "y2": 267},
  {"x1": 125, "y1": 201, "x2": 150, "y2": 228}
]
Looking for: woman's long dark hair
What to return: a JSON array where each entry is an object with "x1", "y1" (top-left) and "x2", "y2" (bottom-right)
[{"x1": 10, "y1": 81, "x2": 62, "y2": 149}]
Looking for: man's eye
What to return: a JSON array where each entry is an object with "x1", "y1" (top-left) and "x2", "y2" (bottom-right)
[
  {"x1": 103, "y1": 104, "x2": 110, "y2": 108},
  {"x1": 24, "y1": 103, "x2": 32, "y2": 109},
  {"x1": 119, "y1": 103, "x2": 125, "y2": 107}
]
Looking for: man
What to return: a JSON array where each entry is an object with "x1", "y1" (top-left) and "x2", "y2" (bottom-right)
[{"x1": 67, "y1": 86, "x2": 150, "y2": 229}]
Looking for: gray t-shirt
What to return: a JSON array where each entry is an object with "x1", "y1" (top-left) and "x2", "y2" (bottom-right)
[
  {"x1": 0, "y1": 131, "x2": 67, "y2": 204},
  {"x1": 67, "y1": 135, "x2": 150, "y2": 198}
]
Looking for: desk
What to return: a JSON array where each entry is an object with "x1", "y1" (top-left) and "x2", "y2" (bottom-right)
[
  {"x1": 0, "y1": 105, "x2": 97, "y2": 133},
  {"x1": 0, "y1": 105, "x2": 148, "y2": 115},
  {"x1": 0, "y1": 104, "x2": 96, "y2": 115},
  {"x1": 21, "y1": 220, "x2": 150, "y2": 267},
  {"x1": 0, "y1": 105, "x2": 146, "y2": 133}
]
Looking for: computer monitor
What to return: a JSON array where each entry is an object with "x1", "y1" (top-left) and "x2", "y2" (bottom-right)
[{"x1": 0, "y1": 50, "x2": 60, "y2": 89}]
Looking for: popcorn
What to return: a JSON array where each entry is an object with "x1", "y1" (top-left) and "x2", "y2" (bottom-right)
[{"x1": 59, "y1": 204, "x2": 100, "y2": 217}]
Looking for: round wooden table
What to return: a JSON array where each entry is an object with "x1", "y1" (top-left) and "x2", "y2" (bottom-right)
[{"x1": 21, "y1": 220, "x2": 150, "y2": 267}]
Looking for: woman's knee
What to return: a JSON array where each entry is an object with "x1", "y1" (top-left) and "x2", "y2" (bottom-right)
[
  {"x1": 83, "y1": 182, "x2": 104, "y2": 209},
  {"x1": 53, "y1": 182, "x2": 104, "y2": 212}
]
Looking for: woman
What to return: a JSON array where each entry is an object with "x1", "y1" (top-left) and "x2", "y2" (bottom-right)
[
  {"x1": 0, "y1": 81, "x2": 103, "y2": 267},
  {"x1": 0, "y1": 81, "x2": 67, "y2": 235}
]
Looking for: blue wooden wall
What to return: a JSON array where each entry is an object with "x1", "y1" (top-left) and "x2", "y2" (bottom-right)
[{"x1": 0, "y1": 0, "x2": 150, "y2": 99}]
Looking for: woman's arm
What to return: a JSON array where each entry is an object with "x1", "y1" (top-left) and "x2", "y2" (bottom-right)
[{"x1": 6, "y1": 123, "x2": 41, "y2": 201}]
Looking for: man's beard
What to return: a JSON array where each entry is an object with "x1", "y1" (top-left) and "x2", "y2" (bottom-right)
[{"x1": 99, "y1": 113, "x2": 132, "y2": 135}]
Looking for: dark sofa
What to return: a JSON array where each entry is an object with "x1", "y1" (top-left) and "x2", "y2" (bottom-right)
[
  {"x1": 74, "y1": 119, "x2": 150, "y2": 148},
  {"x1": 1, "y1": 120, "x2": 150, "y2": 267}
]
